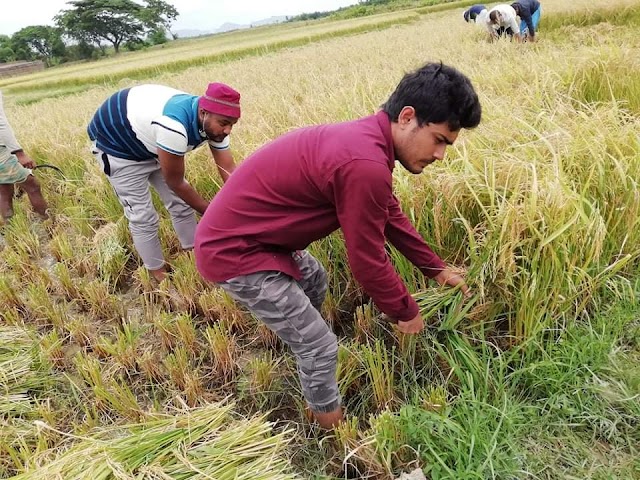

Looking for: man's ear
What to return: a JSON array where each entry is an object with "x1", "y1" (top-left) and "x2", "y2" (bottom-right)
[{"x1": 398, "y1": 106, "x2": 416, "y2": 126}]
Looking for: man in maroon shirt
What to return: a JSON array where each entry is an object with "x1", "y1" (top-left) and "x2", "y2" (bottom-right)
[{"x1": 195, "y1": 62, "x2": 481, "y2": 429}]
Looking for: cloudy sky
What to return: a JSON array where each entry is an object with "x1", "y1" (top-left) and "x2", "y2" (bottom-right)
[{"x1": 1, "y1": 0, "x2": 360, "y2": 36}]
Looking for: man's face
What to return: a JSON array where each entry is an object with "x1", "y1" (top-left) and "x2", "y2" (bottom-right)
[
  {"x1": 393, "y1": 108, "x2": 459, "y2": 174},
  {"x1": 201, "y1": 110, "x2": 238, "y2": 143}
]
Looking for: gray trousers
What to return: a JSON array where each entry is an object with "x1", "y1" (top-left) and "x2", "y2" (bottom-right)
[
  {"x1": 218, "y1": 251, "x2": 341, "y2": 413},
  {"x1": 95, "y1": 148, "x2": 196, "y2": 270}
]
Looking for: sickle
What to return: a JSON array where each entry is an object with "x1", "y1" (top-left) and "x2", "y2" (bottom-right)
[{"x1": 33, "y1": 164, "x2": 64, "y2": 175}]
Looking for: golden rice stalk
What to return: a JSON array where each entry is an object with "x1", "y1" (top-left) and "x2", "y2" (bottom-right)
[
  {"x1": 332, "y1": 415, "x2": 392, "y2": 479},
  {"x1": 204, "y1": 323, "x2": 238, "y2": 382},
  {"x1": 13, "y1": 402, "x2": 297, "y2": 479},
  {"x1": 79, "y1": 279, "x2": 126, "y2": 321},
  {"x1": 166, "y1": 251, "x2": 206, "y2": 313},
  {"x1": 360, "y1": 340, "x2": 396, "y2": 411},
  {"x1": 198, "y1": 287, "x2": 254, "y2": 333},
  {"x1": 174, "y1": 313, "x2": 199, "y2": 357},
  {"x1": 137, "y1": 348, "x2": 166, "y2": 384},
  {"x1": 353, "y1": 303, "x2": 378, "y2": 343},
  {"x1": 93, "y1": 223, "x2": 130, "y2": 288}
]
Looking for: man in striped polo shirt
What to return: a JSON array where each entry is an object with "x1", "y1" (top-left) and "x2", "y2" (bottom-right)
[{"x1": 88, "y1": 82, "x2": 241, "y2": 282}]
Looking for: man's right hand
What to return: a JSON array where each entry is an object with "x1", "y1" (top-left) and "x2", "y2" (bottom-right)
[
  {"x1": 15, "y1": 151, "x2": 35, "y2": 169},
  {"x1": 396, "y1": 313, "x2": 425, "y2": 334},
  {"x1": 158, "y1": 149, "x2": 209, "y2": 214}
]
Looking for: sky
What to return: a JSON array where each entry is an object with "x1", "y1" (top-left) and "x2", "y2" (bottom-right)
[{"x1": 0, "y1": 0, "x2": 361, "y2": 36}]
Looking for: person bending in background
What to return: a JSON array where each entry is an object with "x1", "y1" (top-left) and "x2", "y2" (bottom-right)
[
  {"x1": 88, "y1": 82, "x2": 241, "y2": 282},
  {"x1": 463, "y1": 4, "x2": 488, "y2": 24},
  {"x1": 194, "y1": 62, "x2": 481, "y2": 429},
  {"x1": 486, "y1": 4, "x2": 523, "y2": 41},
  {"x1": 511, "y1": 0, "x2": 541, "y2": 42},
  {"x1": 0, "y1": 91, "x2": 49, "y2": 223}
]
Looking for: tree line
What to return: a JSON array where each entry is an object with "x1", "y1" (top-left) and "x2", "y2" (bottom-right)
[{"x1": 0, "y1": 0, "x2": 178, "y2": 66}]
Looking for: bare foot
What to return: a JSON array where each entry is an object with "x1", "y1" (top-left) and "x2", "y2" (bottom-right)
[
  {"x1": 314, "y1": 406, "x2": 344, "y2": 430},
  {"x1": 150, "y1": 266, "x2": 168, "y2": 283}
]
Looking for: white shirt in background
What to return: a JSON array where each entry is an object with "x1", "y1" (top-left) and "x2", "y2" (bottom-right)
[
  {"x1": 475, "y1": 9, "x2": 489, "y2": 27},
  {"x1": 485, "y1": 4, "x2": 520, "y2": 35}
]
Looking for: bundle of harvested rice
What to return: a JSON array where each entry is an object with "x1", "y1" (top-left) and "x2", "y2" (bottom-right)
[{"x1": 14, "y1": 402, "x2": 298, "y2": 480}]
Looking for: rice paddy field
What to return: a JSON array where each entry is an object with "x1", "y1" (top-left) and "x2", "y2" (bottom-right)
[{"x1": 1, "y1": 0, "x2": 640, "y2": 478}]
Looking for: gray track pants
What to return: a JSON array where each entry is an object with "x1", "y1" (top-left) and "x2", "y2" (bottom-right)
[
  {"x1": 95, "y1": 148, "x2": 196, "y2": 270},
  {"x1": 218, "y1": 250, "x2": 341, "y2": 413}
]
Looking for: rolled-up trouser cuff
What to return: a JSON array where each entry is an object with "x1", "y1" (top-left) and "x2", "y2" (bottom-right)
[{"x1": 308, "y1": 396, "x2": 342, "y2": 414}]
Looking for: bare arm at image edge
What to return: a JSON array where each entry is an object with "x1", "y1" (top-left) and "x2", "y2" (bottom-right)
[{"x1": 0, "y1": 91, "x2": 22, "y2": 152}]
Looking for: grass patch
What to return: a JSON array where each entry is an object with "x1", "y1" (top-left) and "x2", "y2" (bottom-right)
[
  {"x1": 1, "y1": 12, "x2": 419, "y2": 103},
  {"x1": 13, "y1": 85, "x2": 96, "y2": 107},
  {"x1": 415, "y1": 0, "x2": 491, "y2": 15},
  {"x1": 332, "y1": 0, "x2": 480, "y2": 19},
  {"x1": 0, "y1": 327, "x2": 64, "y2": 477},
  {"x1": 569, "y1": 59, "x2": 640, "y2": 114},
  {"x1": 542, "y1": 3, "x2": 640, "y2": 31},
  {"x1": 368, "y1": 296, "x2": 640, "y2": 479}
]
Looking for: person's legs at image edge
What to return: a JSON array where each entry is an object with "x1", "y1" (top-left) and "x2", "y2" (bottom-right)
[
  {"x1": 18, "y1": 175, "x2": 48, "y2": 219},
  {"x1": 0, "y1": 183, "x2": 14, "y2": 221}
]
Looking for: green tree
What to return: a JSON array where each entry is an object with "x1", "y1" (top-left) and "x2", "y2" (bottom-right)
[
  {"x1": 65, "y1": 40, "x2": 99, "y2": 61},
  {"x1": 55, "y1": 0, "x2": 178, "y2": 54},
  {"x1": 0, "y1": 47, "x2": 15, "y2": 63},
  {"x1": 6, "y1": 37, "x2": 33, "y2": 62},
  {"x1": 55, "y1": 0, "x2": 143, "y2": 53},
  {"x1": 140, "y1": 0, "x2": 179, "y2": 31},
  {"x1": 148, "y1": 28, "x2": 169, "y2": 45},
  {"x1": 0, "y1": 35, "x2": 15, "y2": 62},
  {"x1": 11, "y1": 26, "x2": 66, "y2": 65}
]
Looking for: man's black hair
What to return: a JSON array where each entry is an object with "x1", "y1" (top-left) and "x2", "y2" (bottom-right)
[{"x1": 381, "y1": 62, "x2": 481, "y2": 131}]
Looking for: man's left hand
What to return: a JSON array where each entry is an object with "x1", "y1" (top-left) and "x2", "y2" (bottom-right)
[{"x1": 434, "y1": 268, "x2": 471, "y2": 298}]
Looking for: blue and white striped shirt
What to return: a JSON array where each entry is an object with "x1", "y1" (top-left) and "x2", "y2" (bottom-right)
[{"x1": 88, "y1": 84, "x2": 229, "y2": 161}]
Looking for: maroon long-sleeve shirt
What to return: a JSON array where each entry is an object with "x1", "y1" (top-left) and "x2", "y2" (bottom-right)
[{"x1": 194, "y1": 111, "x2": 446, "y2": 322}]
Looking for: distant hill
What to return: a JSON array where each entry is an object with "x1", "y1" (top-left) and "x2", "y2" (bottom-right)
[
  {"x1": 172, "y1": 28, "x2": 213, "y2": 38},
  {"x1": 250, "y1": 16, "x2": 289, "y2": 27},
  {"x1": 174, "y1": 15, "x2": 289, "y2": 38},
  {"x1": 215, "y1": 22, "x2": 246, "y2": 33}
]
